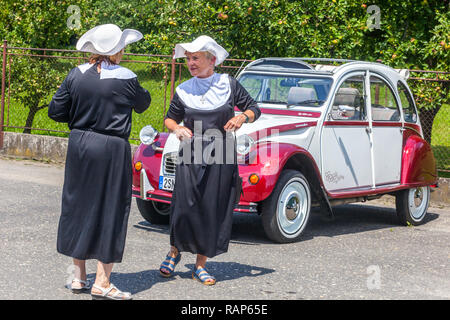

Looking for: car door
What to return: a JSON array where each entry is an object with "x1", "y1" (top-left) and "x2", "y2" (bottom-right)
[
  {"x1": 368, "y1": 74, "x2": 403, "y2": 186},
  {"x1": 321, "y1": 72, "x2": 373, "y2": 192}
]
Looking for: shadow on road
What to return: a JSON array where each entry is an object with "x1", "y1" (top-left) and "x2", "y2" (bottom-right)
[
  {"x1": 133, "y1": 204, "x2": 440, "y2": 246},
  {"x1": 133, "y1": 217, "x2": 271, "y2": 245},
  {"x1": 85, "y1": 269, "x2": 170, "y2": 295},
  {"x1": 179, "y1": 261, "x2": 275, "y2": 283},
  {"x1": 304, "y1": 204, "x2": 439, "y2": 240},
  {"x1": 85, "y1": 261, "x2": 274, "y2": 295},
  {"x1": 134, "y1": 222, "x2": 170, "y2": 235}
]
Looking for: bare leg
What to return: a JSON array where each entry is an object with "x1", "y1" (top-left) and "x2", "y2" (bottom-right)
[
  {"x1": 170, "y1": 246, "x2": 179, "y2": 258},
  {"x1": 91, "y1": 261, "x2": 132, "y2": 299},
  {"x1": 91, "y1": 261, "x2": 114, "y2": 294},
  {"x1": 195, "y1": 254, "x2": 215, "y2": 284},
  {"x1": 195, "y1": 254, "x2": 207, "y2": 269},
  {"x1": 71, "y1": 259, "x2": 87, "y2": 289}
]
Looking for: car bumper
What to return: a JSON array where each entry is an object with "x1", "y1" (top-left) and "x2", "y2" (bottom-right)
[{"x1": 132, "y1": 186, "x2": 259, "y2": 214}]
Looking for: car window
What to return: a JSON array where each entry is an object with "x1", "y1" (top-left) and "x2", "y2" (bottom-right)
[
  {"x1": 370, "y1": 76, "x2": 400, "y2": 121},
  {"x1": 397, "y1": 81, "x2": 418, "y2": 123},
  {"x1": 238, "y1": 73, "x2": 333, "y2": 107},
  {"x1": 331, "y1": 75, "x2": 366, "y2": 120},
  {"x1": 239, "y1": 76, "x2": 263, "y2": 101}
]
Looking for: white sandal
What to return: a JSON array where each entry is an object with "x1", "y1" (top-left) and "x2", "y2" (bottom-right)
[
  {"x1": 71, "y1": 278, "x2": 92, "y2": 294},
  {"x1": 91, "y1": 283, "x2": 132, "y2": 300}
]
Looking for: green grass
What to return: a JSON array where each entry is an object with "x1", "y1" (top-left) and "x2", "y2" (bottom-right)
[
  {"x1": 431, "y1": 103, "x2": 450, "y2": 177},
  {"x1": 3, "y1": 58, "x2": 178, "y2": 144}
]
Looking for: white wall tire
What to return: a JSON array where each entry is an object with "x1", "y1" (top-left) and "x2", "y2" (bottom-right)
[
  {"x1": 395, "y1": 186, "x2": 430, "y2": 226},
  {"x1": 261, "y1": 170, "x2": 311, "y2": 243}
]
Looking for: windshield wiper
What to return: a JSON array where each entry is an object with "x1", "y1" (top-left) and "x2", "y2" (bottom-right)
[
  {"x1": 287, "y1": 99, "x2": 324, "y2": 108},
  {"x1": 259, "y1": 100, "x2": 286, "y2": 104}
]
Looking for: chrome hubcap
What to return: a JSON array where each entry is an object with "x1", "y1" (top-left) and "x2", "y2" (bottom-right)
[
  {"x1": 277, "y1": 179, "x2": 310, "y2": 237},
  {"x1": 408, "y1": 187, "x2": 429, "y2": 220},
  {"x1": 286, "y1": 197, "x2": 300, "y2": 221}
]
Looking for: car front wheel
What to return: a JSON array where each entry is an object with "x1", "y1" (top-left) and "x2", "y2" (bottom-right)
[
  {"x1": 261, "y1": 170, "x2": 311, "y2": 243},
  {"x1": 136, "y1": 198, "x2": 170, "y2": 225},
  {"x1": 395, "y1": 186, "x2": 430, "y2": 226}
]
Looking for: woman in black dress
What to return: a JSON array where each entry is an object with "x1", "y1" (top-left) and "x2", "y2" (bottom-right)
[
  {"x1": 159, "y1": 36, "x2": 260, "y2": 285},
  {"x1": 48, "y1": 24, "x2": 150, "y2": 300}
]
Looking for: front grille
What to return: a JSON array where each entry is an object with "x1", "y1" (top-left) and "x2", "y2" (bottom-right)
[{"x1": 163, "y1": 152, "x2": 177, "y2": 175}]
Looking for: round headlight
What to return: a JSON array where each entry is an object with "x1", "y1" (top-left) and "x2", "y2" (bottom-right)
[
  {"x1": 236, "y1": 134, "x2": 255, "y2": 155},
  {"x1": 139, "y1": 125, "x2": 159, "y2": 145}
]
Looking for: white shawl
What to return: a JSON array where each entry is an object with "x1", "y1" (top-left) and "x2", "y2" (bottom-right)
[{"x1": 176, "y1": 73, "x2": 231, "y2": 110}]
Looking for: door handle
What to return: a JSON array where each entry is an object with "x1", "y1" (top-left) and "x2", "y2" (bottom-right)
[{"x1": 365, "y1": 127, "x2": 372, "y2": 134}]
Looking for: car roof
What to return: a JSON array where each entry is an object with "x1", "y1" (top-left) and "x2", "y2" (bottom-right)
[
  {"x1": 241, "y1": 57, "x2": 409, "y2": 82},
  {"x1": 243, "y1": 58, "x2": 331, "y2": 76}
]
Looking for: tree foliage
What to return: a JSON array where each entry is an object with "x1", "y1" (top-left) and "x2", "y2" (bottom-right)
[
  {"x1": 90, "y1": 0, "x2": 448, "y2": 68},
  {"x1": 0, "y1": 0, "x2": 96, "y2": 132},
  {"x1": 96, "y1": 0, "x2": 450, "y2": 137},
  {"x1": 0, "y1": 0, "x2": 448, "y2": 133},
  {"x1": 93, "y1": 0, "x2": 449, "y2": 106}
]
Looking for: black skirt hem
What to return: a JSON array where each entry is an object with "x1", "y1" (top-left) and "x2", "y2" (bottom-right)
[
  {"x1": 57, "y1": 249, "x2": 124, "y2": 264},
  {"x1": 170, "y1": 242, "x2": 229, "y2": 259}
]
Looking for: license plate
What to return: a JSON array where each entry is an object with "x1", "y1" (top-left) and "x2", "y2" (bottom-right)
[{"x1": 159, "y1": 176, "x2": 175, "y2": 191}]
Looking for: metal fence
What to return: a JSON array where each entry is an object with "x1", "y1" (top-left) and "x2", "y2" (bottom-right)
[
  {"x1": 407, "y1": 69, "x2": 449, "y2": 176},
  {"x1": 0, "y1": 42, "x2": 249, "y2": 142},
  {"x1": 0, "y1": 41, "x2": 448, "y2": 175}
]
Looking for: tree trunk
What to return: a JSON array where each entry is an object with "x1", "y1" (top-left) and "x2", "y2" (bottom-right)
[
  {"x1": 23, "y1": 105, "x2": 46, "y2": 134},
  {"x1": 419, "y1": 106, "x2": 441, "y2": 144}
]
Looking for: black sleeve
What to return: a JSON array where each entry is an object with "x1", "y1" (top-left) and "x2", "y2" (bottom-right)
[
  {"x1": 231, "y1": 76, "x2": 261, "y2": 121},
  {"x1": 48, "y1": 69, "x2": 74, "y2": 123},
  {"x1": 164, "y1": 93, "x2": 185, "y2": 124},
  {"x1": 132, "y1": 78, "x2": 151, "y2": 114}
]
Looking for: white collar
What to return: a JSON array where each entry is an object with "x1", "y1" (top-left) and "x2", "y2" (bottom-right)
[
  {"x1": 77, "y1": 63, "x2": 94, "y2": 73},
  {"x1": 176, "y1": 73, "x2": 231, "y2": 110},
  {"x1": 99, "y1": 61, "x2": 136, "y2": 80},
  {"x1": 76, "y1": 62, "x2": 136, "y2": 80}
]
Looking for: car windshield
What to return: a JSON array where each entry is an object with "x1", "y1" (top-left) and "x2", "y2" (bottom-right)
[{"x1": 239, "y1": 73, "x2": 333, "y2": 107}]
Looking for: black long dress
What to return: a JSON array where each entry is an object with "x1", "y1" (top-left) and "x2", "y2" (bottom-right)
[
  {"x1": 165, "y1": 75, "x2": 260, "y2": 258},
  {"x1": 48, "y1": 61, "x2": 150, "y2": 263}
]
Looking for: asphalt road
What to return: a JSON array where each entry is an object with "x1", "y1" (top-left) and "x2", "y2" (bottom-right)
[{"x1": 0, "y1": 157, "x2": 449, "y2": 301}]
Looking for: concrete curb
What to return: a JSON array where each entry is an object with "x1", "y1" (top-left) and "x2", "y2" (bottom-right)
[
  {"x1": 0, "y1": 131, "x2": 448, "y2": 206},
  {"x1": 1, "y1": 131, "x2": 69, "y2": 163}
]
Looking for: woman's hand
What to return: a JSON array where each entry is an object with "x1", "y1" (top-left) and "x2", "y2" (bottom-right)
[
  {"x1": 224, "y1": 113, "x2": 248, "y2": 132},
  {"x1": 173, "y1": 125, "x2": 193, "y2": 140}
]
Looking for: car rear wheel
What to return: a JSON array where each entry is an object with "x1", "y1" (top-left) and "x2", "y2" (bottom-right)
[
  {"x1": 395, "y1": 186, "x2": 430, "y2": 226},
  {"x1": 261, "y1": 170, "x2": 311, "y2": 243},
  {"x1": 136, "y1": 198, "x2": 170, "y2": 225}
]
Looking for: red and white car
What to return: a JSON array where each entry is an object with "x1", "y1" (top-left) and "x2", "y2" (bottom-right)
[{"x1": 132, "y1": 58, "x2": 438, "y2": 243}]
